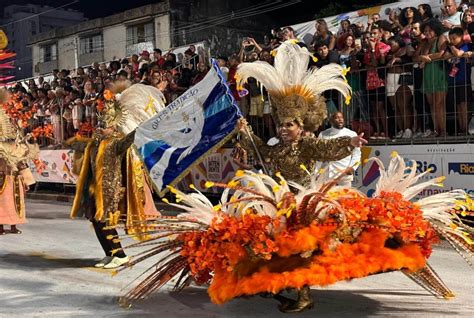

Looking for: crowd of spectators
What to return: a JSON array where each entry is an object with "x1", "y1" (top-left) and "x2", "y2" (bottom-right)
[
  {"x1": 4, "y1": 0, "x2": 474, "y2": 148},
  {"x1": 303, "y1": 0, "x2": 474, "y2": 139},
  {"x1": 4, "y1": 46, "x2": 207, "y2": 146}
]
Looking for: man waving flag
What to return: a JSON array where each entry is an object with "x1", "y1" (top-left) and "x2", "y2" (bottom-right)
[{"x1": 134, "y1": 60, "x2": 241, "y2": 195}]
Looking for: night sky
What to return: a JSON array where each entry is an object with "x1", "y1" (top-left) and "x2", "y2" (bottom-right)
[{"x1": 1, "y1": 0, "x2": 386, "y2": 26}]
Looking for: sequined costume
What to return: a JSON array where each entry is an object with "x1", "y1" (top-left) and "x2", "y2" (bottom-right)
[
  {"x1": 67, "y1": 84, "x2": 165, "y2": 261},
  {"x1": 238, "y1": 131, "x2": 354, "y2": 184},
  {"x1": 67, "y1": 131, "x2": 159, "y2": 261},
  {"x1": 67, "y1": 131, "x2": 159, "y2": 232},
  {"x1": 0, "y1": 95, "x2": 37, "y2": 228}
]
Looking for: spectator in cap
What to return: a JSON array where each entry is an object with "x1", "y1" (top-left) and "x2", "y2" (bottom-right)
[{"x1": 139, "y1": 50, "x2": 152, "y2": 69}]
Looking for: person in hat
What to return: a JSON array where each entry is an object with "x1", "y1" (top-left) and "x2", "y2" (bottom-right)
[
  {"x1": 235, "y1": 43, "x2": 364, "y2": 186},
  {"x1": 138, "y1": 50, "x2": 151, "y2": 69},
  {"x1": 0, "y1": 90, "x2": 37, "y2": 235}
]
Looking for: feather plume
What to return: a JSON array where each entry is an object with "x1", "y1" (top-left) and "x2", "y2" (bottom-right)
[{"x1": 236, "y1": 40, "x2": 350, "y2": 130}]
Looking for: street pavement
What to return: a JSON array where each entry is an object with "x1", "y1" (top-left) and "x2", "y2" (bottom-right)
[{"x1": 0, "y1": 200, "x2": 473, "y2": 318}]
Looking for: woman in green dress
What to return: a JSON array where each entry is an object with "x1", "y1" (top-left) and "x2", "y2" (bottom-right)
[{"x1": 413, "y1": 19, "x2": 448, "y2": 136}]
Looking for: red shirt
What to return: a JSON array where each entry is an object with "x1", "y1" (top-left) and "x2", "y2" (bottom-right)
[
  {"x1": 363, "y1": 41, "x2": 391, "y2": 65},
  {"x1": 156, "y1": 57, "x2": 166, "y2": 67}
]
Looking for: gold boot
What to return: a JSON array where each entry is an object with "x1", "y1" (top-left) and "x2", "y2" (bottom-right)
[
  {"x1": 280, "y1": 285, "x2": 314, "y2": 313},
  {"x1": 274, "y1": 293, "x2": 295, "y2": 311}
]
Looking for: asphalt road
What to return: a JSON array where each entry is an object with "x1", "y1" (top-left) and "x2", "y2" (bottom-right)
[{"x1": 0, "y1": 200, "x2": 473, "y2": 318}]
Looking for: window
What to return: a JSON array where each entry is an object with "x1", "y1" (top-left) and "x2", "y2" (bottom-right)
[
  {"x1": 126, "y1": 22, "x2": 154, "y2": 55},
  {"x1": 39, "y1": 43, "x2": 57, "y2": 63},
  {"x1": 126, "y1": 22, "x2": 154, "y2": 46},
  {"x1": 79, "y1": 34, "x2": 103, "y2": 54}
]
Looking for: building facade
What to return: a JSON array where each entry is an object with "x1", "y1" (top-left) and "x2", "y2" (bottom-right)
[
  {"x1": 1, "y1": 4, "x2": 85, "y2": 79},
  {"x1": 28, "y1": 2, "x2": 171, "y2": 76},
  {"x1": 28, "y1": 0, "x2": 274, "y2": 76}
]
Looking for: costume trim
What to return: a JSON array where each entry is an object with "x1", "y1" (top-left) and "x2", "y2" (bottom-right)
[
  {"x1": 94, "y1": 137, "x2": 112, "y2": 222},
  {"x1": 70, "y1": 142, "x2": 92, "y2": 218},
  {"x1": 13, "y1": 175, "x2": 24, "y2": 218},
  {"x1": 125, "y1": 148, "x2": 151, "y2": 240},
  {"x1": 209, "y1": 228, "x2": 426, "y2": 304},
  {"x1": 0, "y1": 174, "x2": 7, "y2": 194},
  {"x1": 120, "y1": 154, "x2": 473, "y2": 305}
]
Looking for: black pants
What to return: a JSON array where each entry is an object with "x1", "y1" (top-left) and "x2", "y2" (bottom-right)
[{"x1": 91, "y1": 219, "x2": 126, "y2": 258}]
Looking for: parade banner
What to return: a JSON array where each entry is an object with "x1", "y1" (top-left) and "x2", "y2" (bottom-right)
[
  {"x1": 353, "y1": 144, "x2": 474, "y2": 199},
  {"x1": 134, "y1": 60, "x2": 241, "y2": 195},
  {"x1": 290, "y1": 0, "x2": 443, "y2": 46},
  {"x1": 29, "y1": 149, "x2": 77, "y2": 184}
]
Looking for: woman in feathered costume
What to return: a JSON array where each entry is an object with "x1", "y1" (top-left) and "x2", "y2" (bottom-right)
[
  {"x1": 231, "y1": 40, "x2": 367, "y2": 310},
  {"x1": 0, "y1": 89, "x2": 38, "y2": 235},
  {"x1": 120, "y1": 41, "x2": 473, "y2": 313}
]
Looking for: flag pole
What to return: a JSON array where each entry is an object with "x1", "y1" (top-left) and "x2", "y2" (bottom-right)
[{"x1": 244, "y1": 126, "x2": 269, "y2": 175}]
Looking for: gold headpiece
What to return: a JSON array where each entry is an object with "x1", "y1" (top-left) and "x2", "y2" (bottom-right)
[
  {"x1": 98, "y1": 83, "x2": 166, "y2": 133},
  {"x1": 236, "y1": 40, "x2": 351, "y2": 132},
  {"x1": 97, "y1": 92, "x2": 128, "y2": 129},
  {"x1": 0, "y1": 89, "x2": 39, "y2": 169}
]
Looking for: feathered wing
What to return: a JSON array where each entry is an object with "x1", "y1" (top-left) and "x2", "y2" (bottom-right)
[
  {"x1": 236, "y1": 61, "x2": 283, "y2": 92},
  {"x1": 371, "y1": 152, "x2": 474, "y2": 266},
  {"x1": 122, "y1": 152, "x2": 474, "y2": 303},
  {"x1": 273, "y1": 41, "x2": 311, "y2": 87},
  {"x1": 117, "y1": 84, "x2": 166, "y2": 134},
  {"x1": 302, "y1": 64, "x2": 351, "y2": 98}
]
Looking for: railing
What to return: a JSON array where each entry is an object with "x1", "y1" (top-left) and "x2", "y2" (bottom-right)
[
  {"x1": 25, "y1": 97, "x2": 89, "y2": 148},
  {"x1": 346, "y1": 59, "x2": 474, "y2": 143},
  {"x1": 243, "y1": 59, "x2": 474, "y2": 144},
  {"x1": 12, "y1": 57, "x2": 474, "y2": 149}
]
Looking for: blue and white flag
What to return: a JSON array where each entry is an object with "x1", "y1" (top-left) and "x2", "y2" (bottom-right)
[{"x1": 134, "y1": 60, "x2": 241, "y2": 195}]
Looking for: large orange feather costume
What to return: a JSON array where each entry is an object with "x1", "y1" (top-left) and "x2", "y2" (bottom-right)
[
  {"x1": 120, "y1": 153, "x2": 473, "y2": 306},
  {"x1": 120, "y1": 41, "x2": 473, "y2": 311}
]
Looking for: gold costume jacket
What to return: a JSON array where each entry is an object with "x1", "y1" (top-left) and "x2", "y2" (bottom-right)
[
  {"x1": 67, "y1": 132, "x2": 153, "y2": 237},
  {"x1": 239, "y1": 131, "x2": 354, "y2": 185}
]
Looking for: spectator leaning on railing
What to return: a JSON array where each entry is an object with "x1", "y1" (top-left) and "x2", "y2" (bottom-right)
[{"x1": 445, "y1": 27, "x2": 473, "y2": 134}]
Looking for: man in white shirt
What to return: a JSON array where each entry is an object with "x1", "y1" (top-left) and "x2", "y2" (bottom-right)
[
  {"x1": 442, "y1": 0, "x2": 462, "y2": 35},
  {"x1": 314, "y1": 112, "x2": 361, "y2": 187}
]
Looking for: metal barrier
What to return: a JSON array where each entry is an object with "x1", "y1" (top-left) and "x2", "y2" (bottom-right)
[
  {"x1": 241, "y1": 59, "x2": 474, "y2": 144},
  {"x1": 10, "y1": 56, "x2": 474, "y2": 148},
  {"x1": 344, "y1": 59, "x2": 474, "y2": 143}
]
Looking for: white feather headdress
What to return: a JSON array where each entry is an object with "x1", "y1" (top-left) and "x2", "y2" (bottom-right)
[
  {"x1": 99, "y1": 83, "x2": 166, "y2": 133},
  {"x1": 236, "y1": 40, "x2": 351, "y2": 131}
]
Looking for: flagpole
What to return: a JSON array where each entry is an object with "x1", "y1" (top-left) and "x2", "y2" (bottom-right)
[{"x1": 244, "y1": 126, "x2": 269, "y2": 175}]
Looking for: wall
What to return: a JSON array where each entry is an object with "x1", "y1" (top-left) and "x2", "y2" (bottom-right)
[
  {"x1": 28, "y1": 2, "x2": 171, "y2": 72},
  {"x1": 169, "y1": 0, "x2": 274, "y2": 57},
  {"x1": 58, "y1": 36, "x2": 77, "y2": 71},
  {"x1": 103, "y1": 24, "x2": 127, "y2": 62},
  {"x1": 79, "y1": 51, "x2": 105, "y2": 69},
  {"x1": 3, "y1": 4, "x2": 84, "y2": 79},
  {"x1": 155, "y1": 14, "x2": 171, "y2": 51}
]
